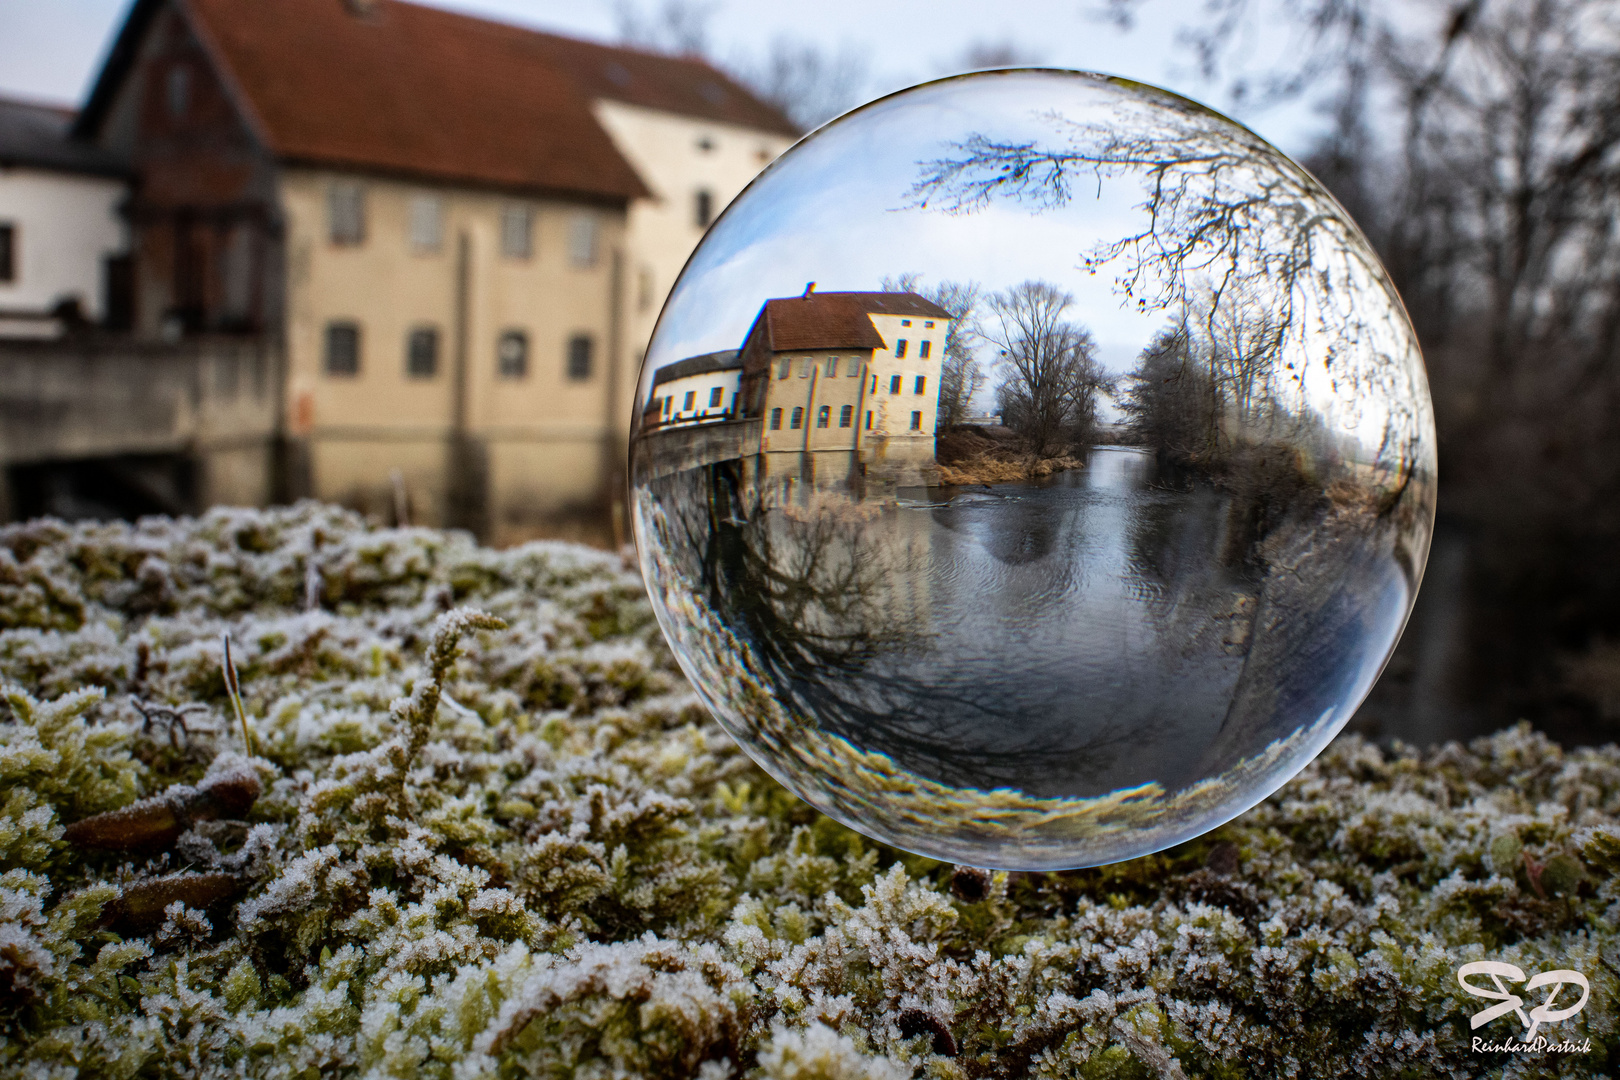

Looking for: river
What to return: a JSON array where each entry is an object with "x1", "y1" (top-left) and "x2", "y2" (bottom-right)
[{"x1": 648, "y1": 445, "x2": 1412, "y2": 804}]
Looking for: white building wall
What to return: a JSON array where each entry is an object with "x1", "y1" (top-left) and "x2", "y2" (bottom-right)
[
  {"x1": 590, "y1": 99, "x2": 794, "y2": 364},
  {"x1": 654, "y1": 367, "x2": 741, "y2": 426},
  {"x1": 0, "y1": 166, "x2": 126, "y2": 320}
]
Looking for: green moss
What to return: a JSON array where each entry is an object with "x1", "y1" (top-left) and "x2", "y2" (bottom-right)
[{"x1": 0, "y1": 503, "x2": 1616, "y2": 1078}]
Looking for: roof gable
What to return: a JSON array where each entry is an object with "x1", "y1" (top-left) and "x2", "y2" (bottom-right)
[{"x1": 515, "y1": 36, "x2": 797, "y2": 138}]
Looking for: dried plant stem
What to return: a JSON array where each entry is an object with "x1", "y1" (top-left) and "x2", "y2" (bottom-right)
[{"x1": 221, "y1": 632, "x2": 254, "y2": 757}]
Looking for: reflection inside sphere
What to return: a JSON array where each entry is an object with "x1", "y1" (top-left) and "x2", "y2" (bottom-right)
[{"x1": 631, "y1": 70, "x2": 1436, "y2": 870}]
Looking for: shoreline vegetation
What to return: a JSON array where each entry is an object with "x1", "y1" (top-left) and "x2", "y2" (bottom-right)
[{"x1": 933, "y1": 425, "x2": 1086, "y2": 485}]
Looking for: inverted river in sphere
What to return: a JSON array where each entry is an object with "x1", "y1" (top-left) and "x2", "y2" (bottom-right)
[{"x1": 660, "y1": 446, "x2": 1410, "y2": 802}]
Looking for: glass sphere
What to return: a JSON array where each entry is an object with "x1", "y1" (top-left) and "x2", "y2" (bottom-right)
[{"x1": 630, "y1": 70, "x2": 1436, "y2": 870}]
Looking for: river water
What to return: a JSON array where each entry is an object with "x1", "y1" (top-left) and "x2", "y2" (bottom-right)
[
  {"x1": 648, "y1": 444, "x2": 1411, "y2": 805},
  {"x1": 829, "y1": 446, "x2": 1257, "y2": 798}
]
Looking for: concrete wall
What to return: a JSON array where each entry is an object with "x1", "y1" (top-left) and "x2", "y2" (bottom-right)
[
  {"x1": 0, "y1": 334, "x2": 279, "y2": 514},
  {"x1": 0, "y1": 167, "x2": 127, "y2": 320}
]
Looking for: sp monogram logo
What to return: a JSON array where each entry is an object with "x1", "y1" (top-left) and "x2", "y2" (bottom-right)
[{"x1": 1457, "y1": 962, "x2": 1590, "y2": 1040}]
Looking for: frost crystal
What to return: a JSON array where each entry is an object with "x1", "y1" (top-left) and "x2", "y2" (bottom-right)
[{"x1": 0, "y1": 504, "x2": 1614, "y2": 1077}]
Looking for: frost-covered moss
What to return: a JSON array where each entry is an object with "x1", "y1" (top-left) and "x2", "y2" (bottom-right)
[{"x1": 0, "y1": 503, "x2": 1616, "y2": 1079}]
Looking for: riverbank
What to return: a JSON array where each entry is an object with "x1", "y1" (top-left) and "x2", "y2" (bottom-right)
[{"x1": 934, "y1": 425, "x2": 1084, "y2": 484}]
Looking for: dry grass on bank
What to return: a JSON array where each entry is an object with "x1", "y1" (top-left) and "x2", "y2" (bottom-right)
[{"x1": 934, "y1": 426, "x2": 1084, "y2": 485}]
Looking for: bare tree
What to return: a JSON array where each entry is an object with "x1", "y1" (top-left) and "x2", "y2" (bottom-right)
[
  {"x1": 938, "y1": 40, "x2": 1045, "y2": 76},
  {"x1": 732, "y1": 37, "x2": 871, "y2": 131},
  {"x1": 613, "y1": 0, "x2": 718, "y2": 57},
  {"x1": 881, "y1": 273, "x2": 986, "y2": 429},
  {"x1": 1101, "y1": 0, "x2": 1620, "y2": 731},
  {"x1": 1121, "y1": 322, "x2": 1218, "y2": 462},
  {"x1": 984, "y1": 281, "x2": 1110, "y2": 456}
]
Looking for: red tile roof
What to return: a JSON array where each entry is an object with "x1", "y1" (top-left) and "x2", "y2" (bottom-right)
[
  {"x1": 79, "y1": 0, "x2": 799, "y2": 203},
  {"x1": 757, "y1": 294, "x2": 888, "y2": 352},
  {"x1": 750, "y1": 291, "x2": 954, "y2": 352},
  {"x1": 180, "y1": 0, "x2": 650, "y2": 202},
  {"x1": 815, "y1": 291, "x2": 955, "y2": 320},
  {"x1": 517, "y1": 34, "x2": 798, "y2": 139}
]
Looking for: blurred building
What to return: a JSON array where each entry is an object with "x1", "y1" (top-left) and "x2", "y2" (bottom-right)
[
  {"x1": 0, "y1": 97, "x2": 130, "y2": 337},
  {"x1": 1, "y1": 0, "x2": 796, "y2": 543}
]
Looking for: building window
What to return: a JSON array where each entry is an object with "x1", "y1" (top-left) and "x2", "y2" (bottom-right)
[
  {"x1": 328, "y1": 182, "x2": 365, "y2": 245},
  {"x1": 568, "y1": 214, "x2": 597, "y2": 267},
  {"x1": 0, "y1": 223, "x2": 14, "y2": 282},
  {"x1": 889, "y1": 375, "x2": 901, "y2": 394},
  {"x1": 637, "y1": 265, "x2": 654, "y2": 311},
  {"x1": 910, "y1": 411, "x2": 922, "y2": 430},
  {"x1": 871, "y1": 374, "x2": 877, "y2": 392},
  {"x1": 683, "y1": 390, "x2": 696, "y2": 411},
  {"x1": 915, "y1": 375, "x2": 926, "y2": 394},
  {"x1": 708, "y1": 386, "x2": 723, "y2": 407},
  {"x1": 790, "y1": 406, "x2": 803, "y2": 429},
  {"x1": 567, "y1": 334, "x2": 594, "y2": 380},
  {"x1": 501, "y1": 204, "x2": 533, "y2": 259},
  {"x1": 817, "y1": 405, "x2": 830, "y2": 428},
  {"x1": 770, "y1": 408, "x2": 782, "y2": 430},
  {"x1": 497, "y1": 329, "x2": 528, "y2": 378},
  {"x1": 694, "y1": 188, "x2": 714, "y2": 228},
  {"x1": 901, "y1": 319, "x2": 911, "y2": 326},
  {"x1": 825, "y1": 357, "x2": 838, "y2": 377},
  {"x1": 166, "y1": 65, "x2": 190, "y2": 119},
  {"x1": 865, "y1": 410, "x2": 872, "y2": 430},
  {"x1": 839, "y1": 405, "x2": 853, "y2": 427},
  {"x1": 778, "y1": 359, "x2": 791, "y2": 379},
  {"x1": 325, "y1": 321, "x2": 360, "y2": 376},
  {"x1": 800, "y1": 358, "x2": 812, "y2": 378},
  {"x1": 924, "y1": 320, "x2": 935, "y2": 328},
  {"x1": 895, "y1": 339, "x2": 908, "y2": 358},
  {"x1": 406, "y1": 326, "x2": 439, "y2": 378},
  {"x1": 409, "y1": 196, "x2": 443, "y2": 253},
  {"x1": 919, "y1": 340, "x2": 931, "y2": 359}
]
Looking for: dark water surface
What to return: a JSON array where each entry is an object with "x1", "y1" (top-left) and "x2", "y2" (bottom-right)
[
  {"x1": 650, "y1": 444, "x2": 1411, "y2": 807},
  {"x1": 819, "y1": 447, "x2": 1257, "y2": 798}
]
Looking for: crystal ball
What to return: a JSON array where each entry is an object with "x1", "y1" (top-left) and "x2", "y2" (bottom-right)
[{"x1": 630, "y1": 70, "x2": 1436, "y2": 869}]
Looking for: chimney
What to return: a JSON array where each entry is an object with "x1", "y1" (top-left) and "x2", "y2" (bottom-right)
[{"x1": 802, "y1": 282, "x2": 816, "y2": 298}]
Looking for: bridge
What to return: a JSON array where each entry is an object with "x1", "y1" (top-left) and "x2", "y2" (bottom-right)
[{"x1": 0, "y1": 336, "x2": 281, "y2": 523}]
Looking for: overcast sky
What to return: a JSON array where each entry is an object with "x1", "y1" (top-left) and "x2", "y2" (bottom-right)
[{"x1": 0, "y1": 0, "x2": 1330, "y2": 151}]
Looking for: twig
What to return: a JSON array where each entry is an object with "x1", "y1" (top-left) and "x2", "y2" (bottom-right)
[{"x1": 221, "y1": 632, "x2": 255, "y2": 757}]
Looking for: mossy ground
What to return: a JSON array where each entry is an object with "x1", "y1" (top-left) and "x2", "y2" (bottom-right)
[{"x1": 0, "y1": 503, "x2": 1615, "y2": 1079}]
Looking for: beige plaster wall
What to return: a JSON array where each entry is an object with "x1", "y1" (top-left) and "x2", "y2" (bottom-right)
[
  {"x1": 592, "y1": 99, "x2": 793, "y2": 366},
  {"x1": 279, "y1": 168, "x2": 628, "y2": 532}
]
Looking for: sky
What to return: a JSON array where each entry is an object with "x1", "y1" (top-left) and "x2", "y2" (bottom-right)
[
  {"x1": 0, "y1": 0, "x2": 1332, "y2": 150},
  {"x1": 643, "y1": 68, "x2": 1427, "y2": 450}
]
